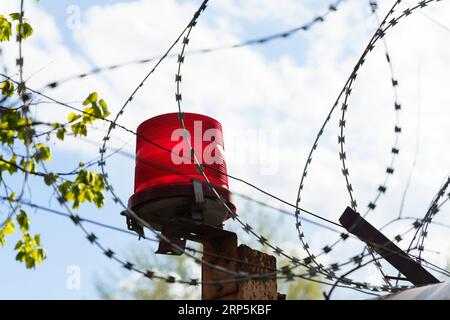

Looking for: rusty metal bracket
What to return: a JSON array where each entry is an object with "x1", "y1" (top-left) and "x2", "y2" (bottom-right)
[{"x1": 339, "y1": 207, "x2": 440, "y2": 287}]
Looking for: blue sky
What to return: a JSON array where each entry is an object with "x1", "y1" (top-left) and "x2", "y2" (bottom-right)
[
  {"x1": 1, "y1": 0, "x2": 450, "y2": 300},
  {"x1": 1, "y1": 0, "x2": 322, "y2": 300}
]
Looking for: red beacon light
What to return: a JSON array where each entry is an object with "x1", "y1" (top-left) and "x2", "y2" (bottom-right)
[{"x1": 126, "y1": 112, "x2": 236, "y2": 255}]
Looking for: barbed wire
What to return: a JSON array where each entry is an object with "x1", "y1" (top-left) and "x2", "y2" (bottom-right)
[
  {"x1": 288, "y1": 1, "x2": 405, "y2": 279},
  {"x1": 5, "y1": 111, "x2": 445, "y2": 288},
  {"x1": 0, "y1": 195, "x2": 382, "y2": 279},
  {"x1": 9, "y1": 171, "x2": 393, "y2": 294},
  {"x1": 102, "y1": 0, "x2": 446, "y2": 292},
  {"x1": 2, "y1": 132, "x2": 442, "y2": 294},
  {"x1": 0, "y1": 10, "x2": 400, "y2": 292},
  {"x1": 0, "y1": 73, "x2": 344, "y2": 230},
  {"x1": 91, "y1": 0, "x2": 322, "y2": 286},
  {"x1": 335, "y1": 0, "x2": 406, "y2": 285},
  {"x1": 294, "y1": 0, "x2": 400, "y2": 284},
  {"x1": 292, "y1": 0, "x2": 449, "y2": 289},
  {"x1": 6, "y1": 190, "x2": 441, "y2": 296},
  {"x1": 320, "y1": 0, "x2": 404, "y2": 287},
  {"x1": 7, "y1": 0, "x2": 263, "y2": 293},
  {"x1": 1, "y1": 0, "x2": 449, "y2": 298},
  {"x1": 325, "y1": 224, "x2": 418, "y2": 299},
  {"x1": 31, "y1": 0, "x2": 446, "y2": 292},
  {"x1": 92, "y1": 0, "x2": 339, "y2": 286},
  {"x1": 88, "y1": 0, "x2": 350, "y2": 287},
  {"x1": 50, "y1": 0, "x2": 278, "y2": 283}
]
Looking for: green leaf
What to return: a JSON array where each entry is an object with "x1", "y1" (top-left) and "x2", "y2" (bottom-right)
[
  {"x1": 8, "y1": 191, "x2": 16, "y2": 203},
  {"x1": 16, "y1": 22, "x2": 33, "y2": 40},
  {"x1": 6, "y1": 154, "x2": 18, "y2": 175},
  {"x1": 67, "y1": 93, "x2": 109, "y2": 139},
  {"x1": 83, "y1": 92, "x2": 98, "y2": 106},
  {"x1": 44, "y1": 172, "x2": 58, "y2": 186},
  {"x1": 9, "y1": 13, "x2": 21, "y2": 21},
  {"x1": 0, "y1": 219, "x2": 15, "y2": 247},
  {"x1": 34, "y1": 143, "x2": 51, "y2": 161},
  {"x1": 56, "y1": 127, "x2": 66, "y2": 140},
  {"x1": 16, "y1": 210, "x2": 30, "y2": 233},
  {"x1": 3, "y1": 219, "x2": 15, "y2": 235},
  {"x1": 0, "y1": 80, "x2": 15, "y2": 97},
  {"x1": 14, "y1": 233, "x2": 46, "y2": 269},
  {"x1": 67, "y1": 113, "x2": 81, "y2": 123},
  {"x1": 75, "y1": 122, "x2": 87, "y2": 137},
  {"x1": 99, "y1": 99, "x2": 110, "y2": 117},
  {"x1": 0, "y1": 15, "x2": 12, "y2": 42},
  {"x1": 34, "y1": 234, "x2": 41, "y2": 246},
  {"x1": 14, "y1": 240, "x2": 23, "y2": 250},
  {"x1": 57, "y1": 170, "x2": 106, "y2": 209},
  {"x1": 20, "y1": 158, "x2": 36, "y2": 173},
  {"x1": 0, "y1": 155, "x2": 19, "y2": 175}
]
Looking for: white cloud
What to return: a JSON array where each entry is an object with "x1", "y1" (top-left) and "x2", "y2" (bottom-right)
[{"x1": 2, "y1": 0, "x2": 450, "y2": 299}]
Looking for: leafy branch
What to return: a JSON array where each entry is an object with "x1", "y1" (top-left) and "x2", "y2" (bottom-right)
[{"x1": 0, "y1": 2, "x2": 110, "y2": 269}]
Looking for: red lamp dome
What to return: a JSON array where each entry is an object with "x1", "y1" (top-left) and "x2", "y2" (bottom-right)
[{"x1": 128, "y1": 112, "x2": 235, "y2": 233}]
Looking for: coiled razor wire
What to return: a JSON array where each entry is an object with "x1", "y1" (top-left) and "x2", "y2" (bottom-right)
[
  {"x1": 293, "y1": 0, "x2": 444, "y2": 286},
  {"x1": 313, "y1": 0, "x2": 406, "y2": 287},
  {"x1": 141, "y1": 0, "x2": 446, "y2": 289},
  {"x1": 4, "y1": 76, "x2": 445, "y2": 293},
  {"x1": 290, "y1": 0, "x2": 405, "y2": 275},
  {"x1": 7, "y1": 1, "x2": 406, "y2": 284},
  {"x1": 19, "y1": 156, "x2": 414, "y2": 296},
  {"x1": 2, "y1": 0, "x2": 447, "y2": 295},
  {"x1": 294, "y1": 0, "x2": 400, "y2": 281},
  {"x1": 332, "y1": 1, "x2": 449, "y2": 291},
  {"x1": 94, "y1": 0, "x2": 447, "y2": 292},
  {"x1": 3, "y1": 107, "x2": 445, "y2": 290}
]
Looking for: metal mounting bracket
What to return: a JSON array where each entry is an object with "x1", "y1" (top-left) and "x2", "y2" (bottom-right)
[
  {"x1": 192, "y1": 178, "x2": 206, "y2": 222},
  {"x1": 121, "y1": 210, "x2": 145, "y2": 239},
  {"x1": 339, "y1": 207, "x2": 440, "y2": 286}
]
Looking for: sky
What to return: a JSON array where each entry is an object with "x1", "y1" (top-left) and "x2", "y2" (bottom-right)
[{"x1": 0, "y1": 0, "x2": 450, "y2": 300}]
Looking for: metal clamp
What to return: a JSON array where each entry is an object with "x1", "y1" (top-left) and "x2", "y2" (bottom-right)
[
  {"x1": 121, "y1": 210, "x2": 145, "y2": 240},
  {"x1": 192, "y1": 179, "x2": 206, "y2": 222}
]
